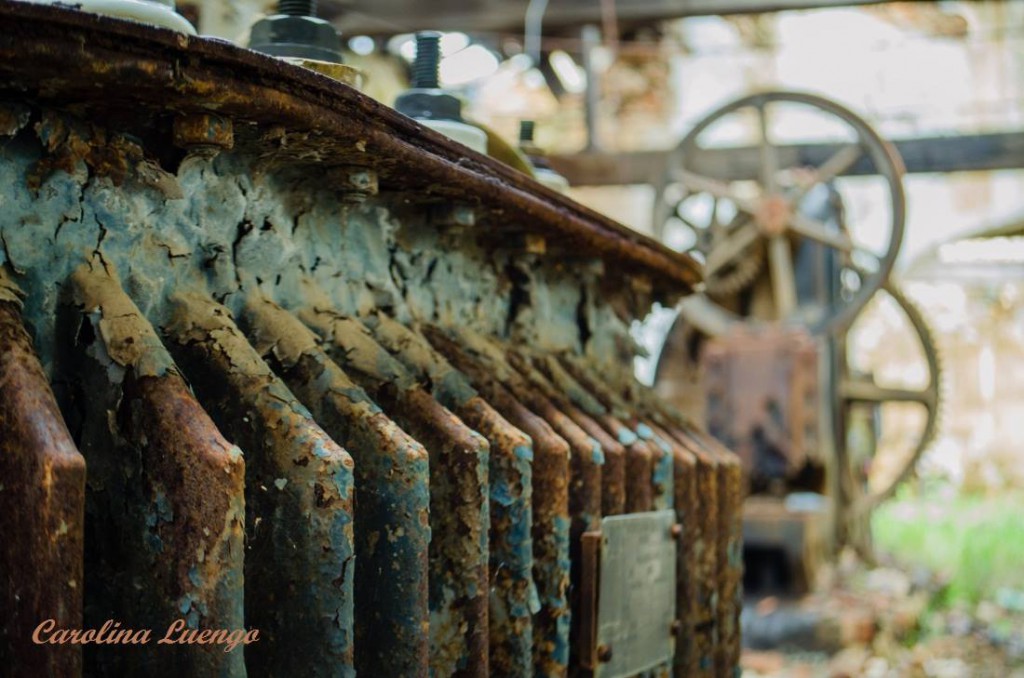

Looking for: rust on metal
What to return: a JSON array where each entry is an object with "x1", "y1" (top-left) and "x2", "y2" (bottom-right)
[
  {"x1": 531, "y1": 354, "x2": 638, "y2": 516},
  {"x1": 671, "y1": 426, "x2": 744, "y2": 678},
  {"x1": 0, "y1": 5, "x2": 754, "y2": 675},
  {"x1": 364, "y1": 313, "x2": 537, "y2": 677},
  {"x1": 62, "y1": 264, "x2": 246, "y2": 677},
  {"x1": 637, "y1": 388, "x2": 744, "y2": 678},
  {"x1": 556, "y1": 356, "x2": 717, "y2": 677},
  {"x1": 436, "y1": 329, "x2": 603, "y2": 675},
  {"x1": 555, "y1": 356, "x2": 663, "y2": 514},
  {"x1": 0, "y1": 1, "x2": 699, "y2": 302},
  {"x1": 172, "y1": 112, "x2": 234, "y2": 153},
  {"x1": 0, "y1": 276, "x2": 86, "y2": 677},
  {"x1": 242, "y1": 297, "x2": 431, "y2": 678},
  {"x1": 163, "y1": 294, "x2": 357, "y2": 677},
  {"x1": 300, "y1": 307, "x2": 489, "y2": 677},
  {"x1": 577, "y1": 530, "x2": 602, "y2": 671},
  {"x1": 421, "y1": 327, "x2": 571, "y2": 678},
  {"x1": 441, "y1": 329, "x2": 602, "y2": 535},
  {"x1": 670, "y1": 443, "x2": 699, "y2": 678},
  {"x1": 701, "y1": 327, "x2": 820, "y2": 490},
  {"x1": 509, "y1": 349, "x2": 628, "y2": 518}
]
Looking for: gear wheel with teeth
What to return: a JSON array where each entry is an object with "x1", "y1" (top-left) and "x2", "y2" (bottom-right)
[
  {"x1": 704, "y1": 238, "x2": 765, "y2": 297},
  {"x1": 845, "y1": 279, "x2": 943, "y2": 518}
]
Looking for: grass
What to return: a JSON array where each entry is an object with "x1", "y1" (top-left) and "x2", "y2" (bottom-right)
[{"x1": 872, "y1": 485, "x2": 1024, "y2": 607}]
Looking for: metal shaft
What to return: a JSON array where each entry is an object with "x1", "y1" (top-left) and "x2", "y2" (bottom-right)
[
  {"x1": 278, "y1": 0, "x2": 315, "y2": 16},
  {"x1": 412, "y1": 32, "x2": 442, "y2": 89}
]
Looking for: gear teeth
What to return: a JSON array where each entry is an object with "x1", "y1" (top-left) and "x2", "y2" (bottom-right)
[
  {"x1": 705, "y1": 239, "x2": 765, "y2": 297},
  {"x1": 853, "y1": 280, "x2": 943, "y2": 514}
]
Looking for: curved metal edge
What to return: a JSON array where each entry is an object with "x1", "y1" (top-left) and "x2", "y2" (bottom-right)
[
  {"x1": 0, "y1": 0, "x2": 701, "y2": 301},
  {"x1": 849, "y1": 280, "x2": 942, "y2": 516},
  {"x1": 655, "y1": 89, "x2": 905, "y2": 333}
]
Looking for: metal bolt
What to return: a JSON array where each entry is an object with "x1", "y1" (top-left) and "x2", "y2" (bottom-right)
[
  {"x1": 597, "y1": 644, "x2": 613, "y2": 663},
  {"x1": 432, "y1": 203, "x2": 476, "y2": 229},
  {"x1": 519, "y1": 120, "x2": 535, "y2": 145},
  {"x1": 330, "y1": 166, "x2": 378, "y2": 204},
  {"x1": 172, "y1": 113, "x2": 234, "y2": 156},
  {"x1": 247, "y1": 0, "x2": 343, "y2": 64},
  {"x1": 671, "y1": 523, "x2": 683, "y2": 539},
  {"x1": 411, "y1": 32, "x2": 442, "y2": 89},
  {"x1": 395, "y1": 31, "x2": 465, "y2": 121},
  {"x1": 524, "y1": 233, "x2": 546, "y2": 255},
  {"x1": 278, "y1": 0, "x2": 315, "y2": 16}
]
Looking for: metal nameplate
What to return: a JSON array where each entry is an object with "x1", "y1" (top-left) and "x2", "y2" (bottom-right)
[{"x1": 590, "y1": 509, "x2": 677, "y2": 677}]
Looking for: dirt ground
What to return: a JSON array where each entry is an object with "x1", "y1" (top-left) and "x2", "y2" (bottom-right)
[{"x1": 740, "y1": 553, "x2": 1024, "y2": 678}]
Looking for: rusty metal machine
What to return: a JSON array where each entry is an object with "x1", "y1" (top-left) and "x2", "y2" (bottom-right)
[
  {"x1": 0, "y1": 3, "x2": 746, "y2": 677},
  {"x1": 651, "y1": 91, "x2": 941, "y2": 594}
]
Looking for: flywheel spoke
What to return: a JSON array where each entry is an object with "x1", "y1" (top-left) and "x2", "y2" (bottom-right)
[
  {"x1": 756, "y1": 100, "x2": 780, "y2": 194},
  {"x1": 705, "y1": 221, "x2": 760, "y2": 276},
  {"x1": 677, "y1": 170, "x2": 758, "y2": 212},
  {"x1": 768, "y1": 235, "x2": 797, "y2": 318},
  {"x1": 792, "y1": 143, "x2": 862, "y2": 202},
  {"x1": 840, "y1": 380, "x2": 936, "y2": 408},
  {"x1": 789, "y1": 212, "x2": 855, "y2": 252}
]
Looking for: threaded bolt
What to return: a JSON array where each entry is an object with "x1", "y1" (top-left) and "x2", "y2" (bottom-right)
[
  {"x1": 278, "y1": 0, "x2": 315, "y2": 16},
  {"x1": 412, "y1": 32, "x2": 442, "y2": 89},
  {"x1": 519, "y1": 120, "x2": 535, "y2": 144}
]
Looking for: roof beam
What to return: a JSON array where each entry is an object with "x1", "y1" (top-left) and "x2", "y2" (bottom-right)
[
  {"x1": 548, "y1": 132, "x2": 1024, "y2": 186},
  {"x1": 331, "y1": 0, "x2": 889, "y2": 35}
]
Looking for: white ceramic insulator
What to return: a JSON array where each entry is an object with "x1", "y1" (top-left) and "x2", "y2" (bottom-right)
[{"x1": 420, "y1": 119, "x2": 488, "y2": 155}]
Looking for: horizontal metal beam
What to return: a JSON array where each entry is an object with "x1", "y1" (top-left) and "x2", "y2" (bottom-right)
[
  {"x1": 549, "y1": 132, "x2": 1024, "y2": 186},
  {"x1": 330, "y1": 0, "x2": 889, "y2": 36}
]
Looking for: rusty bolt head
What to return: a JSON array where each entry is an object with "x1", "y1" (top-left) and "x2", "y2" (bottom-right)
[
  {"x1": 172, "y1": 113, "x2": 234, "y2": 161},
  {"x1": 524, "y1": 233, "x2": 546, "y2": 255},
  {"x1": 597, "y1": 644, "x2": 613, "y2": 663},
  {"x1": 172, "y1": 113, "x2": 234, "y2": 155},
  {"x1": 432, "y1": 203, "x2": 476, "y2": 229},
  {"x1": 329, "y1": 166, "x2": 378, "y2": 204},
  {"x1": 670, "y1": 523, "x2": 683, "y2": 539}
]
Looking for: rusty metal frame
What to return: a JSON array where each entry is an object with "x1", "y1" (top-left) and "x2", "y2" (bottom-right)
[
  {"x1": 162, "y1": 294, "x2": 357, "y2": 676},
  {"x1": 0, "y1": 1, "x2": 700, "y2": 302},
  {"x1": 0, "y1": 285, "x2": 87, "y2": 676}
]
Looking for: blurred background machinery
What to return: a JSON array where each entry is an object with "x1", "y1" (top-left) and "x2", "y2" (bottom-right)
[
  {"x1": 649, "y1": 91, "x2": 941, "y2": 594},
  {"x1": 4, "y1": 0, "x2": 1024, "y2": 676}
]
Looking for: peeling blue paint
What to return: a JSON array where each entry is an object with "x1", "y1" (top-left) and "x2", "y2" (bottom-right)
[{"x1": 617, "y1": 426, "x2": 639, "y2": 446}]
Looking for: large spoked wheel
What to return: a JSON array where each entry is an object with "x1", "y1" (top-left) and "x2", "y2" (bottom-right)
[
  {"x1": 841, "y1": 280, "x2": 941, "y2": 519},
  {"x1": 654, "y1": 90, "x2": 906, "y2": 336}
]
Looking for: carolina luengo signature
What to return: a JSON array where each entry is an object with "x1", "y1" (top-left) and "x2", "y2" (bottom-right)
[{"x1": 32, "y1": 619, "x2": 260, "y2": 653}]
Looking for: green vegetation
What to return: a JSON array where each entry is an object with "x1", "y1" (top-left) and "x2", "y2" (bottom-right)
[{"x1": 872, "y1": 487, "x2": 1024, "y2": 607}]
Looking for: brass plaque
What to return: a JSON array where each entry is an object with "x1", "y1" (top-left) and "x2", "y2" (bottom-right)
[{"x1": 595, "y1": 509, "x2": 677, "y2": 677}]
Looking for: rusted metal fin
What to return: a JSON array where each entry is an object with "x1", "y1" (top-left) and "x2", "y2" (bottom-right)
[
  {"x1": 300, "y1": 307, "x2": 490, "y2": 678},
  {"x1": 670, "y1": 441, "x2": 699, "y2": 678},
  {"x1": 240, "y1": 296, "x2": 430, "y2": 678},
  {"x1": 163, "y1": 294, "x2": 356, "y2": 677},
  {"x1": 554, "y1": 356, "x2": 715, "y2": 677},
  {"x1": 508, "y1": 349, "x2": 622, "y2": 518},
  {"x1": 420, "y1": 327, "x2": 571, "y2": 678},
  {"x1": 650, "y1": 411, "x2": 744, "y2": 678},
  {"x1": 433, "y1": 329, "x2": 601, "y2": 676},
  {"x1": 531, "y1": 352, "x2": 672, "y2": 517},
  {"x1": 502, "y1": 349, "x2": 615, "y2": 674},
  {"x1": 61, "y1": 264, "x2": 246, "y2": 677},
  {"x1": 620, "y1": 382, "x2": 735, "y2": 678},
  {"x1": 552, "y1": 358, "x2": 663, "y2": 512},
  {"x1": 0, "y1": 281, "x2": 86, "y2": 677},
  {"x1": 364, "y1": 314, "x2": 536, "y2": 677}
]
